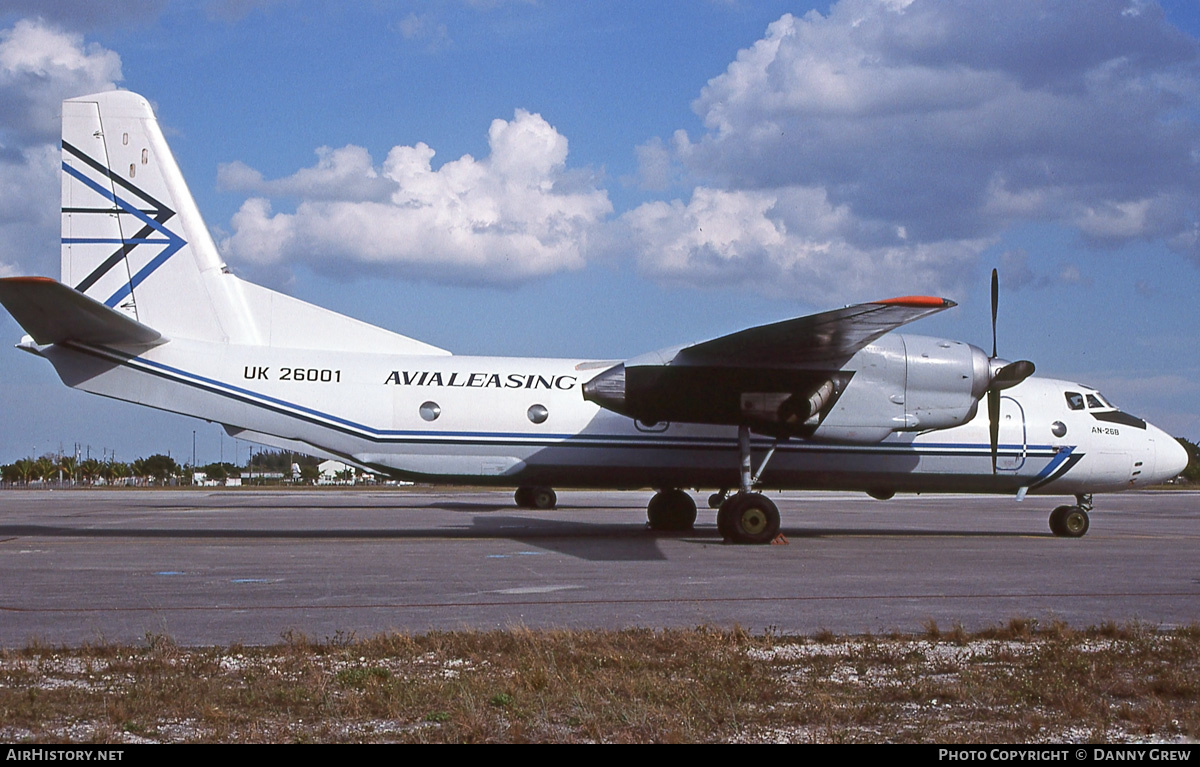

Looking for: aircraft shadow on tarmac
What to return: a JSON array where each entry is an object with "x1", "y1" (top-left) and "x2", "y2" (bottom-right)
[
  {"x1": 0, "y1": 516, "x2": 1044, "y2": 563},
  {"x1": 427, "y1": 502, "x2": 525, "y2": 512}
]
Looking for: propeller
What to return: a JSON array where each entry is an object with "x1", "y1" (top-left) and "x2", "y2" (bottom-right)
[{"x1": 987, "y1": 268, "x2": 1036, "y2": 474}]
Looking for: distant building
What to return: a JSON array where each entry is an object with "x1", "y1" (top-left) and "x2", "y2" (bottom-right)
[
  {"x1": 317, "y1": 460, "x2": 355, "y2": 485},
  {"x1": 192, "y1": 470, "x2": 242, "y2": 487}
]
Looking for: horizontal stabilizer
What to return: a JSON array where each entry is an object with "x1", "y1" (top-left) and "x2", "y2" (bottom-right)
[{"x1": 0, "y1": 276, "x2": 164, "y2": 346}]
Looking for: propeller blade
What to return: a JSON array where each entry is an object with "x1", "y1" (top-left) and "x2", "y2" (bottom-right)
[
  {"x1": 990, "y1": 268, "x2": 999, "y2": 359},
  {"x1": 992, "y1": 360, "x2": 1036, "y2": 390},
  {"x1": 985, "y1": 268, "x2": 1032, "y2": 476},
  {"x1": 988, "y1": 386, "x2": 1000, "y2": 475}
]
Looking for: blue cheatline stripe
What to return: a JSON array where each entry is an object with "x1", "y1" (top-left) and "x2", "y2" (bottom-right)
[
  {"x1": 64, "y1": 341, "x2": 1072, "y2": 475},
  {"x1": 1028, "y1": 448, "x2": 1084, "y2": 490},
  {"x1": 63, "y1": 238, "x2": 174, "y2": 245},
  {"x1": 1031, "y1": 448, "x2": 1072, "y2": 482},
  {"x1": 60, "y1": 162, "x2": 187, "y2": 307}
]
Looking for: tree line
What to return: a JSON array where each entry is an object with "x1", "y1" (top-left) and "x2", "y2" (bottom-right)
[
  {"x1": 1, "y1": 454, "x2": 182, "y2": 486},
  {"x1": 3, "y1": 441, "x2": 1195, "y2": 487},
  {"x1": 1, "y1": 450, "x2": 324, "y2": 487}
]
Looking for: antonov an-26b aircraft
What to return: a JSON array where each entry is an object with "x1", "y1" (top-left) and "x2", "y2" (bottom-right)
[{"x1": 0, "y1": 91, "x2": 1187, "y2": 544}]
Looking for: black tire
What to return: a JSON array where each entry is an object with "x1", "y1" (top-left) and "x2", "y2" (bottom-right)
[
  {"x1": 514, "y1": 487, "x2": 533, "y2": 508},
  {"x1": 1049, "y1": 504, "x2": 1089, "y2": 537},
  {"x1": 1048, "y1": 504, "x2": 1071, "y2": 536},
  {"x1": 647, "y1": 489, "x2": 697, "y2": 531},
  {"x1": 719, "y1": 493, "x2": 780, "y2": 544},
  {"x1": 708, "y1": 492, "x2": 726, "y2": 510},
  {"x1": 717, "y1": 495, "x2": 737, "y2": 540},
  {"x1": 530, "y1": 487, "x2": 557, "y2": 510}
]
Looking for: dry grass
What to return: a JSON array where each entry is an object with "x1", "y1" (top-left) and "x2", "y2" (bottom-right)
[{"x1": 0, "y1": 621, "x2": 1197, "y2": 743}]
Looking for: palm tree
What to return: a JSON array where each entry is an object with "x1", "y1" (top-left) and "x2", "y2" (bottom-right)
[
  {"x1": 57, "y1": 456, "x2": 79, "y2": 486},
  {"x1": 80, "y1": 458, "x2": 102, "y2": 485},
  {"x1": 102, "y1": 461, "x2": 131, "y2": 486},
  {"x1": 33, "y1": 457, "x2": 55, "y2": 483},
  {"x1": 131, "y1": 458, "x2": 150, "y2": 486},
  {"x1": 12, "y1": 459, "x2": 37, "y2": 485}
]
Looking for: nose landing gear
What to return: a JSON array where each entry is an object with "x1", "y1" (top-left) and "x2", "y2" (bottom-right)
[{"x1": 1048, "y1": 493, "x2": 1091, "y2": 538}]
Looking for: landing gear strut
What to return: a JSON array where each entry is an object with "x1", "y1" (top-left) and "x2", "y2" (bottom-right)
[
  {"x1": 1048, "y1": 493, "x2": 1091, "y2": 538},
  {"x1": 646, "y1": 489, "x2": 697, "y2": 531},
  {"x1": 514, "y1": 486, "x2": 557, "y2": 510},
  {"x1": 715, "y1": 426, "x2": 783, "y2": 545}
]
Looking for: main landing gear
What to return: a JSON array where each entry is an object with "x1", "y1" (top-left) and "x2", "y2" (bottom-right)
[
  {"x1": 646, "y1": 488, "x2": 697, "y2": 531},
  {"x1": 514, "y1": 486, "x2": 557, "y2": 510},
  {"x1": 715, "y1": 425, "x2": 783, "y2": 545},
  {"x1": 1048, "y1": 494, "x2": 1092, "y2": 538},
  {"x1": 645, "y1": 427, "x2": 783, "y2": 544},
  {"x1": 716, "y1": 492, "x2": 781, "y2": 545}
]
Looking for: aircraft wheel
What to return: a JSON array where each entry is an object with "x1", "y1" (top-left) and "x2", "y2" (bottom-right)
[
  {"x1": 718, "y1": 493, "x2": 780, "y2": 545},
  {"x1": 1048, "y1": 505, "x2": 1070, "y2": 536},
  {"x1": 1050, "y1": 505, "x2": 1089, "y2": 538},
  {"x1": 708, "y1": 491, "x2": 727, "y2": 509},
  {"x1": 514, "y1": 487, "x2": 534, "y2": 508},
  {"x1": 647, "y1": 489, "x2": 697, "y2": 531},
  {"x1": 716, "y1": 496, "x2": 736, "y2": 539},
  {"x1": 529, "y1": 487, "x2": 557, "y2": 510}
]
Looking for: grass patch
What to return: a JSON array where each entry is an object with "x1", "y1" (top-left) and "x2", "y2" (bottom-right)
[{"x1": 0, "y1": 622, "x2": 1196, "y2": 743}]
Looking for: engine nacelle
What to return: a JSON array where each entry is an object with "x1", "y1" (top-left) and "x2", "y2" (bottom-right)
[
  {"x1": 901, "y1": 335, "x2": 992, "y2": 430},
  {"x1": 582, "y1": 333, "x2": 994, "y2": 444},
  {"x1": 807, "y1": 334, "x2": 990, "y2": 442}
]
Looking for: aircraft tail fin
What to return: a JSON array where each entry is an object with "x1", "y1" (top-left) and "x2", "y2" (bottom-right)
[
  {"x1": 58, "y1": 91, "x2": 449, "y2": 355},
  {"x1": 61, "y1": 90, "x2": 231, "y2": 342},
  {"x1": 0, "y1": 276, "x2": 164, "y2": 347}
]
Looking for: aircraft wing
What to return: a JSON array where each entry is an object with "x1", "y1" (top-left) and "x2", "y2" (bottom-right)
[
  {"x1": 583, "y1": 295, "x2": 957, "y2": 433},
  {"x1": 0, "y1": 276, "x2": 165, "y2": 347},
  {"x1": 675, "y1": 296, "x2": 955, "y2": 367}
]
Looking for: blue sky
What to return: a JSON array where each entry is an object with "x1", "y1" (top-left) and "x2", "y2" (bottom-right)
[{"x1": 0, "y1": 0, "x2": 1198, "y2": 465}]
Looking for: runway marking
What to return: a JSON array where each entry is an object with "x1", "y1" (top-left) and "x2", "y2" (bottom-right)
[
  {"x1": 486, "y1": 551, "x2": 548, "y2": 559},
  {"x1": 493, "y1": 585, "x2": 582, "y2": 595},
  {"x1": 1, "y1": 590, "x2": 1195, "y2": 614}
]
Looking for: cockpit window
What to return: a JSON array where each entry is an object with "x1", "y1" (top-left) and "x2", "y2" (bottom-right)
[
  {"x1": 1086, "y1": 394, "x2": 1104, "y2": 409},
  {"x1": 1065, "y1": 392, "x2": 1085, "y2": 411}
]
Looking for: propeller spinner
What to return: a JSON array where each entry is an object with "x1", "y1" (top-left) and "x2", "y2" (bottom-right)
[{"x1": 987, "y1": 269, "x2": 1036, "y2": 473}]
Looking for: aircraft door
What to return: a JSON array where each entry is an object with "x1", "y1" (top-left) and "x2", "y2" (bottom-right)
[{"x1": 996, "y1": 395, "x2": 1027, "y2": 471}]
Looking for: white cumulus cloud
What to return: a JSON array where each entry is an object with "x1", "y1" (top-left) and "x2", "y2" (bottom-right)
[
  {"x1": 0, "y1": 18, "x2": 123, "y2": 277},
  {"x1": 623, "y1": 0, "x2": 1200, "y2": 302},
  {"x1": 220, "y1": 109, "x2": 612, "y2": 285},
  {"x1": 218, "y1": 145, "x2": 395, "y2": 203},
  {"x1": 623, "y1": 185, "x2": 979, "y2": 301}
]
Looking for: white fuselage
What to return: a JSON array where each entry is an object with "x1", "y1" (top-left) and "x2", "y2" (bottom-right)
[{"x1": 41, "y1": 334, "x2": 1182, "y2": 495}]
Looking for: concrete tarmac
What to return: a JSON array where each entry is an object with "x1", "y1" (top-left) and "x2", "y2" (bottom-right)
[{"x1": 0, "y1": 488, "x2": 1196, "y2": 646}]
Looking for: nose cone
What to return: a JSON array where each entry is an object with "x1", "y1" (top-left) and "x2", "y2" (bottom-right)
[{"x1": 1158, "y1": 433, "x2": 1190, "y2": 482}]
